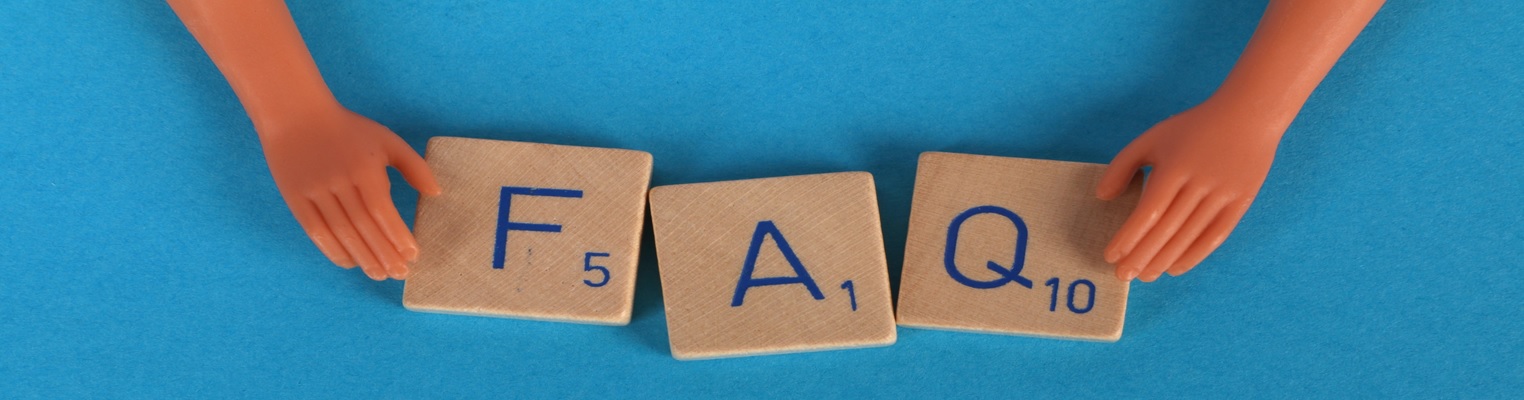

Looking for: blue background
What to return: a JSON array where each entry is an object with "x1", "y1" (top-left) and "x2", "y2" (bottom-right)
[{"x1": 3, "y1": 1, "x2": 1520, "y2": 398}]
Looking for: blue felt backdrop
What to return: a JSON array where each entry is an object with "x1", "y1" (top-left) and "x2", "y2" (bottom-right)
[{"x1": 2, "y1": 1, "x2": 1520, "y2": 398}]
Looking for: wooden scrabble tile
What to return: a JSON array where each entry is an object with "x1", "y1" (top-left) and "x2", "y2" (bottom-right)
[
  {"x1": 402, "y1": 137, "x2": 652, "y2": 325},
  {"x1": 896, "y1": 152, "x2": 1142, "y2": 341},
  {"x1": 648, "y1": 172, "x2": 897, "y2": 360}
]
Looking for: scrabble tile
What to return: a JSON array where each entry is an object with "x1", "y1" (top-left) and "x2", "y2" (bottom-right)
[
  {"x1": 402, "y1": 137, "x2": 652, "y2": 325},
  {"x1": 648, "y1": 172, "x2": 897, "y2": 360},
  {"x1": 896, "y1": 152, "x2": 1142, "y2": 341}
]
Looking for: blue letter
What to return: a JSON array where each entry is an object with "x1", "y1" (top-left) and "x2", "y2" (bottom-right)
[
  {"x1": 944, "y1": 205, "x2": 1033, "y2": 289},
  {"x1": 493, "y1": 186, "x2": 583, "y2": 270},
  {"x1": 731, "y1": 221, "x2": 826, "y2": 307}
]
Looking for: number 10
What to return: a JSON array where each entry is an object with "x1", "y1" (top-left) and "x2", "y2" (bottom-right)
[{"x1": 1044, "y1": 277, "x2": 1095, "y2": 314}]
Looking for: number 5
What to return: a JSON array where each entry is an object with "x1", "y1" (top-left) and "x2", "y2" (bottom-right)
[{"x1": 583, "y1": 252, "x2": 611, "y2": 288}]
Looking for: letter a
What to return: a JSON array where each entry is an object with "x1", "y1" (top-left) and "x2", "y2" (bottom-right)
[{"x1": 731, "y1": 220, "x2": 826, "y2": 307}]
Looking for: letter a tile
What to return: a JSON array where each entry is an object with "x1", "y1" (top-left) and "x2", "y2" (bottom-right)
[
  {"x1": 403, "y1": 137, "x2": 652, "y2": 325},
  {"x1": 648, "y1": 172, "x2": 896, "y2": 359},
  {"x1": 897, "y1": 152, "x2": 1141, "y2": 341}
]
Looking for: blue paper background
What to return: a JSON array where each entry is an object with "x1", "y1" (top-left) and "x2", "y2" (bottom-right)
[{"x1": 2, "y1": 1, "x2": 1520, "y2": 398}]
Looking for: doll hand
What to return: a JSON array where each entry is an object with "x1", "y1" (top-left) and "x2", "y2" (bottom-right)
[
  {"x1": 258, "y1": 106, "x2": 441, "y2": 280},
  {"x1": 1096, "y1": 99, "x2": 1283, "y2": 282}
]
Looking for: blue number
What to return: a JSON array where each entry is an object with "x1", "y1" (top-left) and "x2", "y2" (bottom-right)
[
  {"x1": 1045, "y1": 278, "x2": 1097, "y2": 314},
  {"x1": 841, "y1": 280, "x2": 857, "y2": 311},
  {"x1": 583, "y1": 252, "x2": 610, "y2": 288},
  {"x1": 1045, "y1": 277, "x2": 1060, "y2": 312},
  {"x1": 943, "y1": 205, "x2": 1033, "y2": 289},
  {"x1": 1067, "y1": 279, "x2": 1095, "y2": 314}
]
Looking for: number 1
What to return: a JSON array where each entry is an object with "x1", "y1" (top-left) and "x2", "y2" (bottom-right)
[
  {"x1": 841, "y1": 280, "x2": 857, "y2": 311},
  {"x1": 1045, "y1": 278, "x2": 1060, "y2": 312}
]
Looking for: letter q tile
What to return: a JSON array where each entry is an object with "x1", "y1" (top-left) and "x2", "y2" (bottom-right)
[{"x1": 896, "y1": 152, "x2": 1141, "y2": 341}]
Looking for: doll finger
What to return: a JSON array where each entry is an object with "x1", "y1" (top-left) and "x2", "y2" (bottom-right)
[
  {"x1": 313, "y1": 194, "x2": 386, "y2": 281},
  {"x1": 1119, "y1": 185, "x2": 1208, "y2": 282},
  {"x1": 358, "y1": 181, "x2": 420, "y2": 261},
  {"x1": 1097, "y1": 142, "x2": 1149, "y2": 200},
  {"x1": 288, "y1": 197, "x2": 354, "y2": 267},
  {"x1": 1105, "y1": 172, "x2": 1186, "y2": 264},
  {"x1": 337, "y1": 187, "x2": 410, "y2": 280},
  {"x1": 1167, "y1": 201, "x2": 1250, "y2": 276},
  {"x1": 386, "y1": 136, "x2": 442, "y2": 196},
  {"x1": 1140, "y1": 195, "x2": 1231, "y2": 281}
]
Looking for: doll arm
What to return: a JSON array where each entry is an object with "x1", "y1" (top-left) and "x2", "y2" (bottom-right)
[
  {"x1": 165, "y1": 0, "x2": 336, "y2": 127},
  {"x1": 1097, "y1": 0, "x2": 1385, "y2": 282},
  {"x1": 167, "y1": 0, "x2": 441, "y2": 280}
]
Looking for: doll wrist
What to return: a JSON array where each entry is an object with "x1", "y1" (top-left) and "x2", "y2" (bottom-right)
[
  {"x1": 1201, "y1": 92, "x2": 1299, "y2": 135},
  {"x1": 247, "y1": 94, "x2": 345, "y2": 135}
]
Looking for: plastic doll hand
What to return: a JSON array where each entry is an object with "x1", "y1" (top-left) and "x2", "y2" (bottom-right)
[
  {"x1": 259, "y1": 106, "x2": 441, "y2": 281},
  {"x1": 1096, "y1": 99, "x2": 1283, "y2": 282}
]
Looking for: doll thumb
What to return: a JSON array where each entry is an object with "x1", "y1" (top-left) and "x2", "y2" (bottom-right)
[{"x1": 1097, "y1": 144, "x2": 1147, "y2": 200}]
